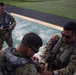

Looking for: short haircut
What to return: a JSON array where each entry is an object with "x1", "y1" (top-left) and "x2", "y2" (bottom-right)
[
  {"x1": 0, "y1": 2, "x2": 5, "y2": 6},
  {"x1": 21, "y1": 32, "x2": 42, "y2": 48},
  {"x1": 63, "y1": 22, "x2": 76, "y2": 34}
]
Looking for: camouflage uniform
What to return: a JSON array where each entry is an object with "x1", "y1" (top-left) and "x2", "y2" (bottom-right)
[
  {"x1": 0, "y1": 12, "x2": 16, "y2": 50},
  {"x1": 0, "y1": 48, "x2": 40, "y2": 75},
  {"x1": 15, "y1": 63, "x2": 40, "y2": 75},
  {"x1": 40, "y1": 35, "x2": 76, "y2": 75},
  {"x1": 13, "y1": 49, "x2": 40, "y2": 75}
]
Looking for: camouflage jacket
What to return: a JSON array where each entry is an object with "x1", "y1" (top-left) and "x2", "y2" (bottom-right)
[
  {"x1": 40, "y1": 35, "x2": 76, "y2": 75},
  {"x1": 0, "y1": 47, "x2": 40, "y2": 75},
  {"x1": 0, "y1": 11, "x2": 16, "y2": 40},
  {"x1": 0, "y1": 11, "x2": 16, "y2": 31}
]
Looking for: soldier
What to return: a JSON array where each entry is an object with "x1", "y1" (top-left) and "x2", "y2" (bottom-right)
[
  {"x1": 0, "y1": 32, "x2": 43, "y2": 75},
  {"x1": 40, "y1": 22, "x2": 76, "y2": 75},
  {"x1": 0, "y1": 2, "x2": 16, "y2": 50}
]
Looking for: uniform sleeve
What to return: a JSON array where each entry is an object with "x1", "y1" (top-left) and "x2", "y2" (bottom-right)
[
  {"x1": 0, "y1": 49, "x2": 5, "y2": 61},
  {"x1": 15, "y1": 63, "x2": 41, "y2": 75},
  {"x1": 8, "y1": 13, "x2": 16, "y2": 30},
  {"x1": 57, "y1": 48, "x2": 76, "y2": 75},
  {"x1": 40, "y1": 34, "x2": 60, "y2": 64}
]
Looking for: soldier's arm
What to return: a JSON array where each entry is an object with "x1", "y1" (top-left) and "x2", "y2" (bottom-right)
[
  {"x1": 40, "y1": 34, "x2": 60, "y2": 64},
  {"x1": 54, "y1": 48, "x2": 76, "y2": 75},
  {"x1": 0, "y1": 49, "x2": 6, "y2": 61},
  {"x1": 15, "y1": 63, "x2": 41, "y2": 75},
  {"x1": 8, "y1": 13, "x2": 16, "y2": 30}
]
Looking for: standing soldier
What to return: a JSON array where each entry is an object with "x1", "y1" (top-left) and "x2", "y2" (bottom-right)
[{"x1": 0, "y1": 2, "x2": 16, "y2": 50}]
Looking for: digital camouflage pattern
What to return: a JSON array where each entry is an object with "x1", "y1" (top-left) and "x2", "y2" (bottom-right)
[
  {"x1": 15, "y1": 63, "x2": 40, "y2": 75},
  {"x1": 0, "y1": 48, "x2": 40, "y2": 75}
]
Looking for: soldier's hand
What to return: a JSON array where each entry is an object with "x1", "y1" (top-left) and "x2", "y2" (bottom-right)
[
  {"x1": 8, "y1": 26, "x2": 12, "y2": 30},
  {"x1": 0, "y1": 26, "x2": 3, "y2": 31},
  {"x1": 39, "y1": 63, "x2": 45, "y2": 73},
  {"x1": 31, "y1": 56, "x2": 39, "y2": 62},
  {"x1": 41, "y1": 70, "x2": 53, "y2": 75}
]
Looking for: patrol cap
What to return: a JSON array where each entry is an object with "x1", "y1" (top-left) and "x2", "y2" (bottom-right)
[{"x1": 21, "y1": 32, "x2": 43, "y2": 53}]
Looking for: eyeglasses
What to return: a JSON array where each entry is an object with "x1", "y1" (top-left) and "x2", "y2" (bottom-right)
[
  {"x1": 28, "y1": 45, "x2": 39, "y2": 53},
  {"x1": 61, "y1": 32, "x2": 73, "y2": 39},
  {"x1": 22, "y1": 43, "x2": 38, "y2": 53}
]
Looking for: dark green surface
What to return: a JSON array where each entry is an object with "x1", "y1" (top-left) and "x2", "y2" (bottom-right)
[{"x1": 1, "y1": 0, "x2": 76, "y2": 20}]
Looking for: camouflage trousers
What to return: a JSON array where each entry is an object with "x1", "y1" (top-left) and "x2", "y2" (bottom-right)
[{"x1": 0, "y1": 31, "x2": 13, "y2": 50}]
